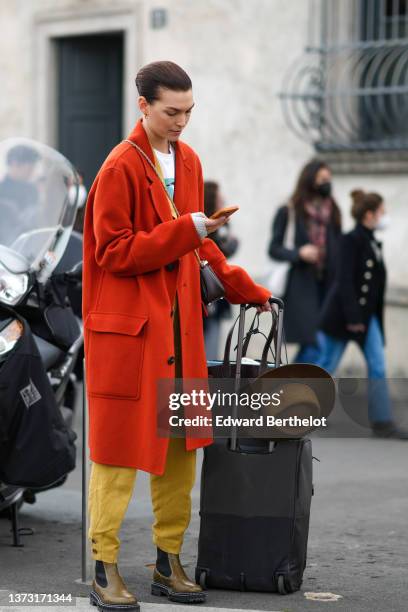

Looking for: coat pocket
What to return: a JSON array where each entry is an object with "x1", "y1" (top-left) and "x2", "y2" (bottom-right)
[{"x1": 85, "y1": 312, "x2": 148, "y2": 400}]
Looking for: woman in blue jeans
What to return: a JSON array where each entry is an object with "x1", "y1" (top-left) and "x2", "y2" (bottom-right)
[{"x1": 319, "y1": 189, "x2": 407, "y2": 439}]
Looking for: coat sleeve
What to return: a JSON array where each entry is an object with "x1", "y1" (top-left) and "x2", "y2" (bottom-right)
[
  {"x1": 199, "y1": 238, "x2": 271, "y2": 304},
  {"x1": 92, "y1": 167, "x2": 202, "y2": 276},
  {"x1": 268, "y1": 206, "x2": 300, "y2": 263},
  {"x1": 338, "y1": 234, "x2": 363, "y2": 325},
  {"x1": 212, "y1": 226, "x2": 239, "y2": 258}
]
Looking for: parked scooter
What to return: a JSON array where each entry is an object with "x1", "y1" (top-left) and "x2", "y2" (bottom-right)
[{"x1": 0, "y1": 138, "x2": 83, "y2": 545}]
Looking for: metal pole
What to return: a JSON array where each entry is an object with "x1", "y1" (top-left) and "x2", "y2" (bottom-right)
[
  {"x1": 269, "y1": 301, "x2": 284, "y2": 453},
  {"x1": 320, "y1": 0, "x2": 328, "y2": 49},
  {"x1": 366, "y1": 0, "x2": 374, "y2": 42},
  {"x1": 307, "y1": 0, "x2": 315, "y2": 49},
  {"x1": 318, "y1": 0, "x2": 329, "y2": 142},
  {"x1": 274, "y1": 306, "x2": 284, "y2": 369},
  {"x1": 379, "y1": 0, "x2": 386, "y2": 41},
  {"x1": 77, "y1": 358, "x2": 92, "y2": 584},
  {"x1": 392, "y1": 0, "x2": 399, "y2": 40},
  {"x1": 230, "y1": 305, "x2": 246, "y2": 452}
]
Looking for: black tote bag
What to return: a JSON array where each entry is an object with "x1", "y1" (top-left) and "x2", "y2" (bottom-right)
[{"x1": 208, "y1": 305, "x2": 280, "y2": 380}]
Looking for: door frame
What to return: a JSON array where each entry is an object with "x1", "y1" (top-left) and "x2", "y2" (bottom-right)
[{"x1": 32, "y1": 5, "x2": 141, "y2": 146}]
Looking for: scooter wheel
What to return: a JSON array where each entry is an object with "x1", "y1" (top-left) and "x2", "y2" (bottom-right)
[
  {"x1": 199, "y1": 571, "x2": 207, "y2": 589},
  {"x1": 277, "y1": 575, "x2": 287, "y2": 595}
]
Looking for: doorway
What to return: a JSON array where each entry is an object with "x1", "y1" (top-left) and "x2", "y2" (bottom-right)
[{"x1": 57, "y1": 33, "x2": 124, "y2": 189}]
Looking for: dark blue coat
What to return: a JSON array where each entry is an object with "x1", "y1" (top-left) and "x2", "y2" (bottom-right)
[{"x1": 319, "y1": 224, "x2": 386, "y2": 344}]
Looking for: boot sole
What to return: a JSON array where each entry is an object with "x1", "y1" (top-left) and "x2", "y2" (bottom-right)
[
  {"x1": 90, "y1": 590, "x2": 140, "y2": 611},
  {"x1": 151, "y1": 581, "x2": 206, "y2": 604}
]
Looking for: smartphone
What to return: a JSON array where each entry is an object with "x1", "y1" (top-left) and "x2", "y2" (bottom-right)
[{"x1": 210, "y1": 205, "x2": 239, "y2": 220}]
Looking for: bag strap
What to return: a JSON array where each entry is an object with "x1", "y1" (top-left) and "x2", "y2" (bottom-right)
[
  {"x1": 125, "y1": 138, "x2": 179, "y2": 212},
  {"x1": 241, "y1": 311, "x2": 274, "y2": 361},
  {"x1": 241, "y1": 311, "x2": 259, "y2": 356},
  {"x1": 124, "y1": 138, "x2": 203, "y2": 266},
  {"x1": 222, "y1": 306, "x2": 277, "y2": 373},
  {"x1": 242, "y1": 311, "x2": 278, "y2": 364}
]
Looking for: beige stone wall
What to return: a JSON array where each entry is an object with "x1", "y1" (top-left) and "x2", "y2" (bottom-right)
[
  {"x1": 0, "y1": 0, "x2": 313, "y2": 268},
  {"x1": 0, "y1": 0, "x2": 407, "y2": 373}
]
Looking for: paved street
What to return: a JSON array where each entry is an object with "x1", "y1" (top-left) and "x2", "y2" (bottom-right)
[{"x1": 1, "y1": 382, "x2": 408, "y2": 612}]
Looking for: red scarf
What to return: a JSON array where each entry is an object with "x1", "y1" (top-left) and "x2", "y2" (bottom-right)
[{"x1": 304, "y1": 198, "x2": 333, "y2": 271}]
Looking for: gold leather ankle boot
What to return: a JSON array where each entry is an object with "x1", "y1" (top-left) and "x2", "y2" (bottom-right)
[
  {"x1": 90, "y1": 561, "x2": 140, "y2": 611},
  {"x1": 152, "y1": 551, "x2": 206, "y2": 604}
]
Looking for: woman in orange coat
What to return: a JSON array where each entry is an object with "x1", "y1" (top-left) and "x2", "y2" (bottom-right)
[{"x1": 83, "y1": 61, "x2": 271, "y2": 610}]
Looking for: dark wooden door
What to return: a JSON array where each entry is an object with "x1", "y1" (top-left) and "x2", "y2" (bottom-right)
[{"x1": 57, "y1": 34, "x2": 123, "y2": 189}]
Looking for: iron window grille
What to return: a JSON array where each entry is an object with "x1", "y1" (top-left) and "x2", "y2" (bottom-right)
[{"x1": 280, "y1": 0, "x2": 408, "y2": 152}]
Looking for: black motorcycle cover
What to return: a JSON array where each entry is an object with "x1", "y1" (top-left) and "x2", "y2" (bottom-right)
[{"x1": 0, "y1": 313, "x2": 76, "y2": 487}]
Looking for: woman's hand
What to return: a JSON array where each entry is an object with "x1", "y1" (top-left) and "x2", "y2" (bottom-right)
[
  {"x1": 256, "y1": 300, "x2": 273, "y2": 314},
  {"x1": 299, "y1": 244, "x2": 319, "y2": 263},
  {"x1": 204, "y1": 215, "x2": 228, "y2": 235},
  {"x1": 347, "y1": 323, "x2": 365, "y2": 333}
]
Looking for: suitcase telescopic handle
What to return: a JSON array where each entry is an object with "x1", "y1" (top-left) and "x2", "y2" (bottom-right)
[
  {"x1": 230, "y1": 298, "x2": 285, "y2": 453},
  {"x1": 230, "y1": 305, "x2": 247, "y2": 451},
  {"x1": 246, "y1": 297, "x2": 284, "y2": 310},
  {"x1": 268, "y1": 296, "x2": 284, "y2": 309},
  {"x1": 268, "y1": 297, "x2": 284, "y2": 368}
]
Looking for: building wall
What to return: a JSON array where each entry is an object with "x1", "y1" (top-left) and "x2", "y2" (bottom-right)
[{"x1": 0, "y1": 0, "x2": 407, "y2": 373}]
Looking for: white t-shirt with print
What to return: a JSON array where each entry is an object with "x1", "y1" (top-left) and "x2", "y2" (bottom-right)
[
  {"x1": 154, "y1": 145, "x2": 207, "y2": 239},
  {"x1": 154, "y1": 146, "x2": 175, "y2": 200}
]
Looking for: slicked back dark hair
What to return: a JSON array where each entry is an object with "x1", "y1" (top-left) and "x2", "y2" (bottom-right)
[{"x1": 135, "y1": 61, "x2": 192, "y2": 103}]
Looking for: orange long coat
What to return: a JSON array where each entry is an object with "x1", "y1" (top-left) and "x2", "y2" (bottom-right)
[{"x1": 82, "y1": 119, "x2": 270, "y2": 474}]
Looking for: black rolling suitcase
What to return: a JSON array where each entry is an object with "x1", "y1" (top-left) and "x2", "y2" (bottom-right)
[{"x1": 196, "y1": 299, "x2": 313, "y2": 595}]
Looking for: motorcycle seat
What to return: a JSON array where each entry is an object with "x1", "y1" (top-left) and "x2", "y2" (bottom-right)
[{"x1": 32, "y1": 334, "x2": 65, "y2": 370}]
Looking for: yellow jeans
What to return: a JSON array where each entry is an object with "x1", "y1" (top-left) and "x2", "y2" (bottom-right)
[
  {"x1": 89, "y1": 295, "x2": 189, "y2": 563},
  {"x1": 88, "y1": 438, "x2": 196, "y2": 563}
]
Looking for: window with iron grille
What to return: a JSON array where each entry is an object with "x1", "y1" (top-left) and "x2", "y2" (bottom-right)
[{"x1": 280, "y1": 0, "x2": 408, "y2": 159}]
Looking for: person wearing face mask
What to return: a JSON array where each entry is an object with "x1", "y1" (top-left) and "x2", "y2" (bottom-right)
[
  {"x1": 0, "y1": 144, "x2": 41, "y2": 244},
  {"x1": 268, "y1": 158, "x2": 341, "y2": 363},
  {"x1": 318, "y1": 189, "x2": 407, "y2": 439}
]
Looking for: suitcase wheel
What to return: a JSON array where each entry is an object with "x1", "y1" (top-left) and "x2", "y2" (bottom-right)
[
  {"x1": 199, "y1": 571, "x2": 207, "y2": 589},
  {"x1": 277, "y1": 575, "x2": 287, "y2": 595}
]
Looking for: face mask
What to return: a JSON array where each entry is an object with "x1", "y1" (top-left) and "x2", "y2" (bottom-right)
[
  {"x1": 315, "y1": 181, "x2": 332, "y2": 198},
  {"x1": 375, "y1": 213, "x2": 390, "y2": 231}
]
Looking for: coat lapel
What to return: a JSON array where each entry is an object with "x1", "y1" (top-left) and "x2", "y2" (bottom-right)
[
  {"x1": 126, "y1": 120, "x2": 172, "y2": 223},
  {"x1": 173, "y1": 141, "x2": 192, "y2": 215}
]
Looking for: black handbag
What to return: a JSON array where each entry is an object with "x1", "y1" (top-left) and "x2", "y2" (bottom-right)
[
  {"x1": 197, "y1": 256, "x2": 225, "y2": 305},
  {"x1": 43, "y1": 276, "x2": 81, "y2": 350},
  {"x1": 124, "y1": 139, "x2": 225, "y2": 305}
]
